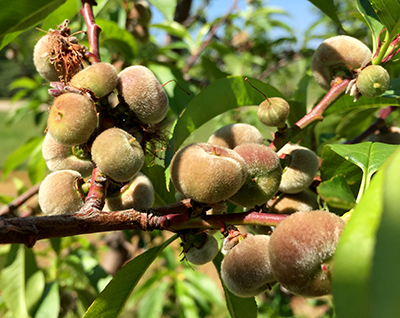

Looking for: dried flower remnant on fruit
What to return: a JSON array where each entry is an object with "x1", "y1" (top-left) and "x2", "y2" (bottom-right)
[
  {"x1": 182, "y1": 233, "x2": 219, "y2": 265},
  {"x1": 38, "y1": 170, "x2": 86, "y2": 215},
  {"x1": 91, "y1": 128, "x2": 145, "y2": 183},
  {"x1": 42, "y1": 133, "x2": 93, "y2": 177},
  {"x1": 104, "y1": 172, "x2": 154, "y2": 211},
  {"x1": 208, "y1": 123, "x2": 264, "y2": 149},
  {"x1": 311, "y1": 35, "x2": 372, "y2": 90},
  {"x1": 268, "y1": 210, "x2": 345, "y2": 297},
  {"x1": 229, "y1": 144, "x2": 282, "y2": 207},
  {"x1": 221, "y1": 235, "x2": 276, "y2": 297},
  {"x1": 356, "y1": 65, "x2": 390, "y2": 98},
  {"x1": 70, "y1": 62, "x2": 119, "y2": 98},
  {"x1": 47, "y1": 93, "x2": 97, "y2": 147},
  {"x1": 278, "y1": 144, "x2": 319, "y2": 194},
  {"x1": 33, "y1": 20, "x2": 86, "y2": 82},
  {"x1": 170, "y1": 143, "x2": 248, "y2": 203},
  {"x1": 117, "y1": 65, "x2": 169, "y2": 124}
]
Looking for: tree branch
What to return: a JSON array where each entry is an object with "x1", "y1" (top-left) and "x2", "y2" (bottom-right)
[{"x1": 80, "y1": 0, "x2": 101, "y2": 63}]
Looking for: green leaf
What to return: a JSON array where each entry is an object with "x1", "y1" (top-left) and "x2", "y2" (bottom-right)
[
  {"x1": 166, "y1": 76, "x2": 284, "y2": 164},
  {"x1": 34, "y1": 282, "x2": 60, "y2": 318},
  {"x1": 317, "y1": 175, "x2": 356, "y2": 210},
  {"x1": 83, "y1": 235, "x2": 178, "y2": 318},
  {"x1": 307, "y1": 0, "x2": 344, "y2": 31},
  {"x1": 141, "y1": 164, "x2": 176, "y2": 206},
  {"x1": 370, "y1": 0, "x2": 400, "y2": 34},
  {"x1": 0, "y1": 0, "x2": 66, "y2": 49},
  {"x1": 41, "y1": 0, "x2": 80, "y2": 31},
  {"x1": 357, "y1": 0, "x2": 384, "y2": 52},
  {"x1": 147, "y1": 0, "x2": 176, "y2": 21},
  {"x1": 137, "y1": 280, "x2": 170, "y2": 318},
  {"x1": 97, "y1": 19, "x2": 137, "y2": 62},
  {"x1": 333, "y1": 168, "x2": 384, "y2": 318},
  {"x1": 2, "y1": 136, "x2": 44, "y2": 180},
  {"x1": 151, "y1": 21, "x2": 194, "y2": 45},
  {"x1": 28, "y1": 137, "x2": 46, "y2": 185},
  {"x1": 175, "y1": 279, "x2": 199, "y2": 318},
  {"x1": 369, "y1": 147, "x2": 400, "y2": 317},
  {"x1": 213, "y1": 252, "x2": 258, "y2": 318}
]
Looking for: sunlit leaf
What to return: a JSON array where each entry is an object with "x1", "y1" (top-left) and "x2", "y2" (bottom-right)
[
  {"x1": 307, "y1": 0, "x2": 344, "y2": 30},
  {"x1": 317, "y1": 175, "x2": 356, "y2": 210}
]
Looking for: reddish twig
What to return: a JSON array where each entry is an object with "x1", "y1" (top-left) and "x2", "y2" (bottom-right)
[
  {"x1": 0, "y1": 183, "x2": 41, "y2": 217},
  {"x1": 80, "y1": 0, "x2": 101, "y2": 62},
  {"x1": 182, "y1": 0, "x2": 239, "y2": 74}
]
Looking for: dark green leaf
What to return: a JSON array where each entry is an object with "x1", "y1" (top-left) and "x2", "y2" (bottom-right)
[
  {"x1": 383, "y1": 78, "x2": 400, "y2": 98},
  {"x1": 83, "y1": 235, "x2": 178, "y2": 318},
  {"x1": 166, "y1": 76, "x2": 284, "y2": 164},
  {"x1": 333, "y1": 168, "x2": 384, "y2": 318},
  {"x1": 213, "y1": 252, "x2": 258, "y2": 318},
  {"x1": 41, "y1": 0, "x2": 80, "y2": 31},
  {"x1": 317, "y1": 175, "x2": 356, "y2": 210},
  {"x1": 34, "y1": 282, "x2": 60, "y2": 318},
  {"x1": 147, "y1": 0, "x2": 176, "y2": 21},
  {"x1": 141, "y1": 164, "x2": 176, "y2": 206},
  {"x1": 369, "y1": 147, "x2": 400, "y2": 317},
  {"x1": 307, "y1": 0, "x2": 344, "y2": 30},
  {"x1": 335, "y1": 108, "x2": 377, "y2": 140},
  {"x1": 0, "y1": 0, "x2": 66, "y2": 49},
  {"x1": 357, "y1": 0, "x2": 384, "y2": 51},
  {"x1": 370, "y1": 0, "x2": 400, "y2": 34}
]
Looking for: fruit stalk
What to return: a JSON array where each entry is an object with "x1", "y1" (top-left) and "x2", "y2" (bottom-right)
[{"x1": 80, "y1": 0, "x2": 101, "y2": 62}]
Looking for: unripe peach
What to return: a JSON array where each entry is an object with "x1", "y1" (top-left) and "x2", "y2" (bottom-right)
[
  {"x1": 269, "y1": 210, "x2": 345, "y2": 297},
  {"x1": 47, "y1": 93, "x2": 97, "y2": 146},
  {"x1": 367, "y1": 126, "x2": 400, "y2": 144},
  {"x1": 38, "y1": 170, "x2": 85, "y2": 215},
  {"x1": 42, "y1": 133, "x2": 93, "y2": 177},
  {"x1": 183, "y1": 233, "x2": 219, "y2": 265},
  {"x1": 104, "y1": 172, "x2": 154, "y2": 211},
  {"x1": 117, "y1": 65, "x2": 168, "y2": 124},
  {"x1": 356, "y1": 65, "x2": 390, "y2": 98},
  {"x1": 311, "y1": 35, "x2": 372, "y2": 90},
  {"x1": 229, "y1": 144, "x2": 282, "y2": 207},
  {"x1": 257, "y1": 97, "x2": 290, "y2": 127},
  {"x1": 278, "y1": 144, "x2": 319, "y2": 194},
  {"x1": 134, "y1": 0, "x2": 152, "y2": 25},
  {"x1": 170, "y1": 143, "x2": 247, "y2": 203},
  {"x1": 267, "y1": 190, "x2": 319, "y2": 214},
  {"x1": 70, "y1": 62, "x2": 118, "y2": 98},
  {"x1": 91, "y1": 128, "x2": 145, "y2": 182},
  {"x1": 221, "y1": 235, "x2": 276, "y2": 297},
  {"x1": 207, "y1": 123, "x2": 264, "y2": 149},
  {"x1": 33, "y1": 33, "x2": 62, "y2": 81}
]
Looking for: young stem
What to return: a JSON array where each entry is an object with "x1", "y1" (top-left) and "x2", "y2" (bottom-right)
[
  {"x1": 80, "y1": 0, "x2": 101, "y2": 63},
  {"x1": 269, "y1": 78, "x2": 350, "y2": 152}
]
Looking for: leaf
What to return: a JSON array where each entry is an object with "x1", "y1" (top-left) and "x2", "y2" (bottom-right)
[
  {"x1": 332, "y1": 168, "x2": 384, "y2": 318},
  {"x1": 357, "y1": 0, "x2": 384, "y2": 51},
  {"x1": 0, "y1": 0, "x2": 67, "y2": 49},
  {"x1": 369, "y1": 147, "x2": 400, "y2": 317},
  {"x1": 34, "y1": 282, "x2": 60, "y2": 318},
  {"x1": 147, "y1": 0, "x2": 177, "y2": 21},
  {"x1": 175, "y1": 279, "x2": 199, "y2": 318},
  {"x1": 151, "y1": 21, "x2": 193, "y2": 44},
  {"x1": 137, "y1": 280, "x2": 170, "y2": 318},
  {"x1": 369, "y1": 0, "x2": 400, "y2": 34},
  {"x1": 307, "y1": 0, "x2": 344, "y2": 31},
  {"x1": 97, "y1": 19, "x2": 137, "y2": 62},
  {"x1": 317, "y1": 175, "x2": 356, "y2": 210},
  {"x1": 41, "y1": 0, "x2": 80, "y2": 31},
  {"x1": 213, "y1": 252, "x2": 258, "y2": 318},
  {"x1": 166, "y1": 76, "x2": 284, "y2": 164},
  {"x1": 83, "y1": 235, "x2": 178, "y2": 318},
  {"x1": 28, "y1": 137, "x2": 46, "y2": 185},
  {"x1": 2, "y1": 136, "x2": 44, "y2": 180}
]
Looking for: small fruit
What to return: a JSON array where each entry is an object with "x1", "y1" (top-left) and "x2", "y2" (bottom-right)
[
  {"x1": 91, "y1": 128, "x2": 145, "y2": 182},
  {"x1": 170, "y1": 143, "x2": 247, "y2": 203},
  {"x1": 278, "y1": 144, "x2": 319, "y2": 194},
  {"x1": 221, "y1": 235, "x2": 276, "y2": 298},
  {"x1": 266, "y1": 190, "x2": 319, "y2": 214},
  {"x1": 117, "y1": 65, "x2": 168, "y2": 124},
  {"x1": 42, "y1": 133, "x2": 93, "y2": 177},
  {"x1": 269, "y1": 210, "x2": 345, "y2": 297},
  {"x1": 311, "y1": 35, "x2": 372, "y2": 90},
  {"x1": 104, "y1": 172, "x2": 154, "y2": 211},
  {"x1": 38, "y1": 170, "x2": 86, "y2": 215},
  {"x1": 33, "y1": 33, "x2": 63, "y2": 81},
  {"x1": 356, "y1": 65, "x2": 390, "y2": 98},
  {"x1": 207, "y1": 123, "x2": 264, "y2": 149},
  {"x1": 70, "y1": 62, "x2": 118, "y2": 98},
  {"x1": 183, "y1": 233, "x2": 219, "y2": 265},
  {"x1": 47, "y1": 93, "x2": 97, "y2": 146},
  {"x1": 257, "y1": 97, "x2": 290, "y2": 127},
  {"x1": 229, "y1": 144, "x2": 282, "y2": 207}
]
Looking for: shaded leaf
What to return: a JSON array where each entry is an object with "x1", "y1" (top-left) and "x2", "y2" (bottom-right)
[
  {"x1": 41, "y1": 0, "x2": 80, "y2": 31},
  {"x1": 213, "y1": 252, "x2": 258, "y2": 318},
  {"x1": 137, "y1": 281, "x2": 170, "y2": 318},
  {"x1": 307, "y1": 0, "x2": 344, "y2": 30},
  {"x1": 28, "y1": 137, "x2": 46, "y2": 185},
  {"x1": 357, "y1": 0, "x2": 384, "y2": 51},
  {"x1": 317, "y1": 175, "x2": 356, "y2": 210},
  {"x1": 83, "y1": 235, "x2": 178, "y2": 318}
]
